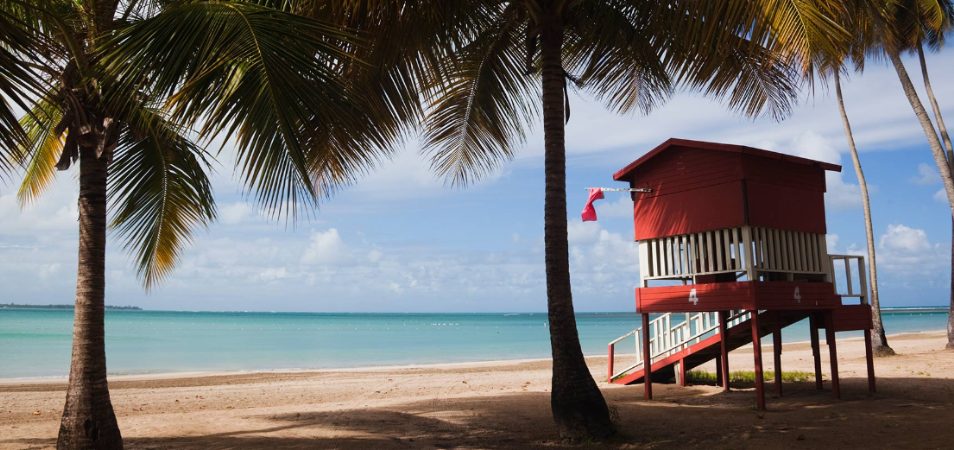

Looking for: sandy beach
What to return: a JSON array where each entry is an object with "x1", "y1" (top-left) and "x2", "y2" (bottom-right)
[{"x1": 2, "y1": 331, "x2": 953, "y2": 449}]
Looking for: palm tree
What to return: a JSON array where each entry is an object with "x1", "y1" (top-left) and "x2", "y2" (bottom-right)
[
  {"x1": 833, "y1": 69, "x2": 895, "y2": 355},
  {"x1": 901, "y1": 0, "x2": 954, "y2": 349},
  {"x1": 866, "y1": 0, "x2": 954, "y2": 349},
  {"x1": 419, "y1": 1, "x2": 833, "y2": 439},
  {"x1": 768, "y1": 1, "x2": 897, "y2": 356},
  {"x1": 1, "y1": 1, "x2": 392, "y2": 448}
]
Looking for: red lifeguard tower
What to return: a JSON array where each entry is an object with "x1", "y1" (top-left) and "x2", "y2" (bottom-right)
[{"x1": 606, "y1": 138, "x2": 876, "y2": 410}]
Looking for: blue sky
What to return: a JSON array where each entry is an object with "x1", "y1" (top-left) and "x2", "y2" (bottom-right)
[{"x1": 2, "y1": 48, "x2": 953, "y2": 312}]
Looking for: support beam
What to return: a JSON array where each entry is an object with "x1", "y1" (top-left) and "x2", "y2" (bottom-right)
[
  {"x1": 715, "y1": 355, "x2": 723, "y2": 387},
  {"x1": 607, "y1": 344, "x2": 615, "y2": 383},
  {"x1": 809, "y1": 314, "x2": 823, "y2": 390},
  {"x1": 750, "y1": 310, "x2": 766, "y2": 410},
  {"x1": 642, "y1": 312, "x2": 652, "y2": 400},
  {"x1": 718, "y1": 310, "x2": 730, "y2": 392},
  {"x1": 826, "y1": 313, "x2": 841, "y2": 399},
  {"x1": 678, "y1": 359, "x2": 687, "y2": 387},
  {"x1": 864, "y1": 329, "x2": 877, "y2": 393},
  {"x1": 773, "y1": 323, "x2": 783, "y2": 397}
]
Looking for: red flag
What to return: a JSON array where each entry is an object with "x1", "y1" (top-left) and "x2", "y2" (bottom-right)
[{"x1": 581, "y1": 188, "x2": 604, "y2": 222}]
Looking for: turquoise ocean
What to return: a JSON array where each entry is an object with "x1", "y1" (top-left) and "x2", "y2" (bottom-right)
[{"x1": 0, "y1": 308, "x2": 948, "y2": 379}]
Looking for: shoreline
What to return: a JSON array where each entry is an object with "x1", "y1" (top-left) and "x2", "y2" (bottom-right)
[{"x1": 2, "y1": 329, "x2": 945, "y2": 386}]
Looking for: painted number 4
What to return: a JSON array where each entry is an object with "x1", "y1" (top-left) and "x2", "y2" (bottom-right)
[
  {"x1": 689, "y1": 288, "x2": 699, "y2": 306},
  {"x1": 793, "y1": 286, "x2": 801, "y2": 303}
]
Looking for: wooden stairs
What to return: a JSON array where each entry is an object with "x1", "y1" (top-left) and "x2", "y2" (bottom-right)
[{"x1": 608, "y1": 309, "x2": 811, "y2": 385}]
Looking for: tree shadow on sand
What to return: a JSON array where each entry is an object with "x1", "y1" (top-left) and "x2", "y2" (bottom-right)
[{"x1": 5, "y1": 376, "x2": 954, "y2": 449}]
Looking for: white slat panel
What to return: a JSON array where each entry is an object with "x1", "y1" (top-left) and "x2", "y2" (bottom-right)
[
  {"x1": 706, "y1": 231, "x2": 715, "y2": 273},
  {"x1": 689, "y1": 233, "x2": 698, "y2": 276},
  {"x1": 652, "y1": 239, "x2": 660, "y2": 277},
  {"x1": 712, "y1": 230, "x2": 725, "y2": 271},
  {"x1": 638, "y1": 241, "x2": 649, "y2": 279},
  {"x1": 679, "y1": 235, "x2": 692, "y2": 275}
]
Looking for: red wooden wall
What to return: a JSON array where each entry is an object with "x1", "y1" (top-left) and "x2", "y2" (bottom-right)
[{"x1": 615, "y1": 140, "x2": 837, "y2": 240}]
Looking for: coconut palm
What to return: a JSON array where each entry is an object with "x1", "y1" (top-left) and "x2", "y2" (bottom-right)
[
  {"x1": 419, "y1": 0, "x2": 839, "y2": 439},
  {"x1": 832, "y1": 69, "x2": 896, "y2": 355},
  {"x1": 760, "y1": 1, "x2": 897, "y2": 356},
  {"x1": 0, "y1": 1, "x2": 393, "y2": 448},
  {"x1": 896, "y1": 0, "x2": 954, "y2": 349},
  {"x1": 864, "y1": 0, "x2": 954, "y2": 349}
]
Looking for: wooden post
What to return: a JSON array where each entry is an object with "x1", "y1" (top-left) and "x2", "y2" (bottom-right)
[
  {"x1": 809, "y1": 314, "x2": 823, "y2": 390},
  {"x1": 642, "y1": 312, "x2": 652, "y2": 400},
  {"x1": 750, "y1": 310, "x2": 766, "y2": 410},
  {"x1": 607, "y1": 344, "x2": 615, "y2": 382},
  {"x1": 678, "y1": 358, "x2": 687, "y2": 387},
  {"x1": 826, "y1": 313, "x2": 840, "y2": 399},
  {"x1": 864, "y1": 329, "x2": 876, "y2": 393},
  {"x1": 773, "y1": 323, "x2": 783, "y2": 397},
  {"x1": 715, "y1": 355, "x2": 724, "y2": 387},
  {"x1": 719, "y1": 310, "x2": 730, "y2": 392}
]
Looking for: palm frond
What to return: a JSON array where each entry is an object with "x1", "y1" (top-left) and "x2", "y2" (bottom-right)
[
  {"x1": 565, "y1": 1, "x2": 672, "y2": 115},
  {"x1": 655, "y1": 0, "x2": 803, "y2": 120},
  {"x1": 99, "y1": 1, "x2": 360, "y2": 219},
  {"x1": 422, "y1": 8, "x2": 538, "y2": 186},
  {"x1": 0, "y1": 6, "x2": 43, "y2": 169},
  {"x1": 15, "y1": 95, "x2": 65, "y2": 205},
  {"x1": 108, "y1": 106, "x2": 216, "y2": 289}
]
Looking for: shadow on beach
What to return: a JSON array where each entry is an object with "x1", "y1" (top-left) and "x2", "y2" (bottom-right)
[{"x1": 6, "y1": 375, "x2": 954, "y2": 449}]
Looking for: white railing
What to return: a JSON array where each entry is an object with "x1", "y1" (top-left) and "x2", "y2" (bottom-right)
[
  {"x1": 607, "y1": 310, "x2": 750, "y2": 381},
  {"x1": 637, "y1": 226, "x2": 830, "y2": 282},
  {"x1": 828, "y1": 254, "x2": 868, "y2": 305}
]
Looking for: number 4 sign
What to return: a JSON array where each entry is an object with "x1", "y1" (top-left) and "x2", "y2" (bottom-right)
[
  {"x1": 689, "y1": 288, "x2": 699, "y2": 305},
  {"x1": 793, "y1": 286, "x2": 801, "y2": 303}
]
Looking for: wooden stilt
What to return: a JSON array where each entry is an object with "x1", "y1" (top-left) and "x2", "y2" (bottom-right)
[
  {"x1": 750, "y1": 310, "x2": 766, "y2": 410},
  {"x1": 809, "y1": 314, "x2": 823, "y2": 390},
  {"x1": 642, "y1": 313, "x2": 652, "y2": 400},
  {"x1": 719, "y1": 310, "x2": 729, "y2": 392},
  {"x1": 678, "y1": 359, "x2": 687, "y2": 387},
  {"x1": 773, "y1": 323, "x2": 783, "y2": 397},
  {"x1": 864, "y1": 329, "x2": 876, "y2": 393},
  {"x1": 826, "y1": 313, "x2": 840, "y2": 399},
  {"x1": 715, "y1": 356, "x2": 723, "y2": 387}
]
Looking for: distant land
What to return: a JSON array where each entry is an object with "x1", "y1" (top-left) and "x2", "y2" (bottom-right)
[{"x1": 0, "y1": 303, "x2": 142, "y2": 311}]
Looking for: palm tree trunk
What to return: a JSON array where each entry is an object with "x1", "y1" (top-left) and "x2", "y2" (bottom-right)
[
  {"x1": 538, "y1": 10, "x2": 613, "y2": 441},
  {"x1": 833, "y1": 72, "x2": 894, "y2": 356},
  {"x1": 917, "y1": 43, "x2": 954, "y2": 157},
  {"x1": 915, "y1": 42, "x2": 954, "y2": 350},
  {"x1": 57, "y1": 144, "x2": 123, "y2": 449},
  {"x1": 885, "y1": 48, "x2": 954, "y2": 350}
]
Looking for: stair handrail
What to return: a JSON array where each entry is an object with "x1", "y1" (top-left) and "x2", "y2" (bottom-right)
[{"x1": 607, "y1": 309, "x2": 751, "y2": 382}]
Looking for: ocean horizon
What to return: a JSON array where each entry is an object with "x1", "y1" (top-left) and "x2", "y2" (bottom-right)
[{"x1": 1, "y1": 307, "x2": 948, "y2": 379}]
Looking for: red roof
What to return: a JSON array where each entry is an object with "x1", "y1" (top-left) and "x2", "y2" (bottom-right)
[{"x1": 613, "y1": 138, "x2": 842, "y2": 181}]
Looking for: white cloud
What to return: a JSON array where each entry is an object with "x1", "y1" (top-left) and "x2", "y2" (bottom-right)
[
  {"x1": 912, "y1": 163, "x2": 940, "y2": 185},
  {"x1": 0, "y1": 175, "x2": 80, "y2": 234},
  {"x1": 567, "y1": 221, "x2": 638, "y2": 296},
  {"x1": 218, "y1": 202, "x2": 255, "y2": 225},
  {"x1": 876, "y1": 224, "x2": 947, "y2": 281},
  {"x1": 880, "y1": 224, "x2": 930, "y2": 252},
  {"x1": 254, "y1": 267, "x2": 289, "y2": 282},
  {"x1": 595, "y1": 194, "x2": 634, "y2": 219},
  {"x1": 300, "y1": 228, "x2": 349, "y2": 265},
  {"x1": 935, "y1": 188, "x2": 950, "y2": 204},
  {"x1": 367, "y1": 249, "x2": 383, "y2": 263}
]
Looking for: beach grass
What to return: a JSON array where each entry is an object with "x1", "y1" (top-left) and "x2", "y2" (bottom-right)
[{"x1": 686, "y1": 369, "x2": 816, "y2": 387}]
